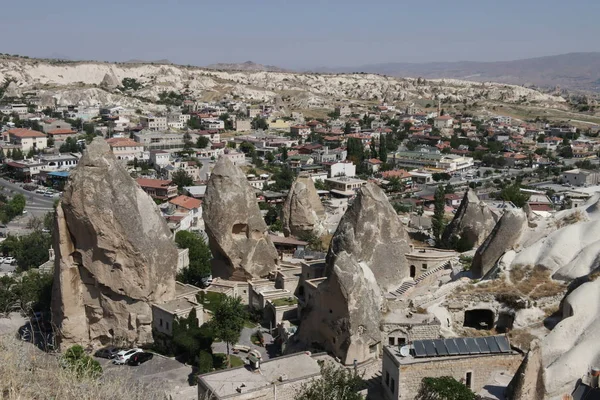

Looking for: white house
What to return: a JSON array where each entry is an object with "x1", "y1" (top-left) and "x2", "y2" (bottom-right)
[{"x1": 434, "y1": 115, "x2": 454, "y2": 129}]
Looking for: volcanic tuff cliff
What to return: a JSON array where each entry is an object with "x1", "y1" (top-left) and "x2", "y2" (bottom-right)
[
  {"x1": 203, "y1": 156, "x2": 278, "y2": 280},
  {"x1": 281, "y1": 176, "x2": 326, "y2": 238},
  {"x1": 51, "y1": 138, "x2": 178, "y2": 348},
  {"x1": 442, "y1": 188, "x2": 498, "y2": 250},
  {"x1": 0, "y1": 56, "x2": 567, "y2": 110},
  {"x1": 298, "y1": 183, "x2": 410, "y2": 364}
]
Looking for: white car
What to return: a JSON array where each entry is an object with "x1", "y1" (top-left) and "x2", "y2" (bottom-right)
[
  {"x1": 0, "y1": 257, "x2": 5, "y2": 264},
  {"x1": 113, "y1": 348, "x2": 143, "y2": 365},
  {"x1": 4, "y1": 257, "x2": 15, "y2": 265}
]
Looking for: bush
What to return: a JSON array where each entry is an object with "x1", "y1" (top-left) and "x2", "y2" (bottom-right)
[
  {"x1": 197, "y1": 350, "x2": 214, "y2": 374},
  {"x1": 62, "y1": 345, "x2": 102, "y2": 379},
  {"x1": 417, "y1": 376, "x2": 478, "y2": 400}
]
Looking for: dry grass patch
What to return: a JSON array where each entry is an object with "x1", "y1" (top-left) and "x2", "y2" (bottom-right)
[
  {"x1": 0, "y1": 335, "x2": 167, "y2": 400},
  {"x1": 508, "y1": 329, "x2": 537, "y2": 352}
]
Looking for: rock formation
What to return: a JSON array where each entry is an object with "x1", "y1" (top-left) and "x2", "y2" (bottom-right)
[
  {"x1": 299, "y1": 253, "x2": 382, "y2": 365},
  {"x1": 51, "y1": 138, "x2": 178, "y2": 348},
  {"x1": 508, "y1": 278, "x2": 600, "y2": 399},
  {"x1": 472, "y1": 209, "x2": 528, "y2": 278},
  {"x1": 99, "y1": 72, "x2": 120, "y2": 89},
  {"x1": 327, "y1": 183, "x2": 411, "y2": 291},
  {"x1": 203, "y1": 156, "x2": 278, "y2": 280},
  {"x1": 282, "y1": 175, "x2": 326, "y2": 238},
  {"x1": 297, "y1": 183, "x2": 411, "y2": 364},
  {"x1": 442, "y1": 188, "x2": 498, "y2": 250},
  {"x1": 3, "y1": 81, "x2": 21, "y2": 98}
]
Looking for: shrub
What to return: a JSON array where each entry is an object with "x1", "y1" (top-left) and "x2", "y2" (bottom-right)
[
  {"x1": 62, "y1": 345, "x2": 102, "y2": 379},
  {"x1": 197, "y1": 350, "x2": 214, "y2": 374}
]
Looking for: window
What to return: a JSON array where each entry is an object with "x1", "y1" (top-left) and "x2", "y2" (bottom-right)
[
  {"x1": 398, "y1": 338, "x2": 406, "y2": 346},
  {"x1": 465, "y1": 372, "x2": 472, "y2": 389},
  {"x1": 385, "y1": 371, "x2": 389, "y2": 386},
  {"x1": 166, "y1": 322, "x2": 170, "y2": 331},
  {"x1": 389, "y1": 337, "x2": 395, "y2": 346},
  {"x1": 390, "y1": 378, "x2": 395, "y2": 394},
  {"x1": 369, "y1": 344, "x2": 377, "y2": 353},
  {"x1": 422, "y1": 263, "x2": 428, "y2": 270},
  {"x1": 159, "y1": 319, "x2": 163, "y2": 327}
]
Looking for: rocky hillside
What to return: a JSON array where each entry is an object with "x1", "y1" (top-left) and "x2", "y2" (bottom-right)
[{"x1": 0, "y1": 56, "x2": 567, "y2": 110}]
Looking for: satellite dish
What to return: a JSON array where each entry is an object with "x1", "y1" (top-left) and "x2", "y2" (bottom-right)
[{"x1": 400, "y1": 345, "x2": 411, "y2": 357}]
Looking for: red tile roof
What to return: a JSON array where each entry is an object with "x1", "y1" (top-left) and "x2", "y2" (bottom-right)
[
  {"x1": 7, "y1": 128, "x2": 45, "y2": 138},
  {"x1": 367, "y1": 158, "x2": 382, "y2": 164},
  {"x1": 106, "y1": 138, "x2": 141, "y2": 147},
  {"x1": 381, "y1": 170, "x2": 411, "y2": 179},
  {"x1": 136, "y1": 178, "x2": 174, "y2": 189},
  {"x1": 169, "y1": 195, "x2": 202, "y2": 210}
]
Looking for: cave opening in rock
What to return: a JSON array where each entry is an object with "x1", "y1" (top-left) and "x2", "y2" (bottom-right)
[
  {"x1": 495, "y1": 312, "x2": 515, "y2": 333},
  {"x1": 463, "y1": 309, "x2": 495, "y2": 330},
  {"x1": 232, "y1": 223, "x2": 248, "y2": 235}
]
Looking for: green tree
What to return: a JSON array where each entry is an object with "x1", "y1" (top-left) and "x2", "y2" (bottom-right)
[
  {"x1": 416, "y1": 376, "x2": 478, "y2": 400},
  {"x1": 121, "y1": 77, "x2": 142, "y2": 91},
  {"x1": 499, "y1": 184, "x2": 530, "y2": 208},
  {"x1": 239, "y1": 141, "x2": 256, "y2": 155},
  {"x1": 59, "y1": 137, "x2": 80, "y2": 153},
  {"x1": 432, "y1": 185, "x2": 446, "y2": 242},
  {"x1": 171, "y1": 169, "x2": 194, "y2": 189},
  {"x1": 13, "y1": 230, "x2": 52, "y2": 272},
  {"x1": 211, "y1": 296, "x2": 247, "y2": 367},
  {"x1": 197, "y1": 350, "x2": 214, "y2": 373},
  {"x1": 379, "y1": 134, "x2": 388, "y2": 162},
  {"x1": 281, "y1": 146, "x2": 288, "y2": 161},
  {"x1": 63, "y1": 345, "x2": 103, "y2": 379},
  {"x1": 265, "y1": 152, "x2": 275, "y2": 163},
  {"x1": 252, "y1": 117, "x2": 268, "y2": 130},
  {"x1": 445, "y1": 183, "x2": 455, "y2": 194},
  {"x1": 196, "y1": 136, "x2": 210, "y2": 148},
  {"x1": 386, "y1": 177, "x2": 403, "y2": 193},
  {"x1": 265, "y1": 206, "x2": 279, "y2": 225},
  {"x1": 175, "y1": 231, "x2": 212, "y2": 285},
  {"x1": 295, "y1": 363, "x2": 364, "y2": 400}
]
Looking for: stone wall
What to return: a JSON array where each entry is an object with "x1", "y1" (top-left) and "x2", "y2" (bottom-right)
[
  {"x1": 198, "y1": 375, "x2": 318, "y2": 400},
  {"x1": 382, "y1": 322, "x2": 441, "y2": 347},
  {"x1": 382, "y1": 348, "x2": 522, "y2": 400}
]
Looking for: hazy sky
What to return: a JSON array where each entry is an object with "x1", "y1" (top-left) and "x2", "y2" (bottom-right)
[{"x1": 1, "y1": 0, "x2": 599, "y2": 68}]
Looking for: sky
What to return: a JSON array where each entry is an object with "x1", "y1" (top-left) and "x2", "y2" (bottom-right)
[{"x1": 1, "y1": 0, "x2": 599, "y2": 69}]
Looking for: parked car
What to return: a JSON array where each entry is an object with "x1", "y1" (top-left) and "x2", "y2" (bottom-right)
[
  {"x1": 95, "y1": 346, "x2": 121, "y2": 359},
  {"x1": 0, "y1": 257, "x2": 5, "y2": 264},
  {"x1": 113, "y1": 348, "x2": 143, "y2": 365},
  {"x1": 127, "y1": 352, "x2": 154, "y2": 366},
  {"x1": 4, "y1": 257, "x2": 15, "y2": 265}
]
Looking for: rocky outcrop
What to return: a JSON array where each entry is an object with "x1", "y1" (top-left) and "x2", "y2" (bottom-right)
[
  {"x1": 327, "y1": 183, "x2": 411, "y2": 291},
  {"x1": 442, "y1": 188, "x2": 498, "y2": 250},
  {"x1": 51, "y1": 138, "x2": 178, "y2": 348},
  {"x1": 282, "y1": 176, "x2": 325, "y2": 238},
  {"x1": 297, "y1": 183, "x2": 412, "y2": 364},
  {"x1": 298, "y1": 253, "x2": 382, "y2": 365},
  {"x1": 506, "y1": 341, "x2": 545, "y2": 400},
  {"x1": 3, "y1": 81, "x2": 21, "y2": 98},
  {"x1": 472, "y1": 209, "x2": 528, "y2": 278},
  {"x1": 508, "y1": 278, "x2": 600, "y2": 399},
  {"x1": 203, "y1": 156, "x2": 278, "y2": 280},
  {"x1": 99, "y1": 72, "x2": 120, "y2": 89}
]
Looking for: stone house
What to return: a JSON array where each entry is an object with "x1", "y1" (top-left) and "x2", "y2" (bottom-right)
[
  {"x1": 136, "y1": 178, "x2": 178, "y2": 200},
  {"x1": 3, "y1": 128, "x2": 48, "y2": 152},
  {"x1": 381, "y1": 336, "x2": 522, "y2": 400},
  {"x1": 151, "y1": 282, "x2": 203, "y2": 336},
  {"x1": 106, "y1": 138, "x2": 147, "y2": 161}
]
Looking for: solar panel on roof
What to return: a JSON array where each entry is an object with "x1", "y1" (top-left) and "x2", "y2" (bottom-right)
[
  {"x1": 433, "y1": 339, "x2": 448, "y2": 356},
  {"x1": 456, "y1": 338, "x2": 469, "y2": 355},
  {"x1": 445, "y1": 338, "x2": 459, "y2": 355},
  {"x1": 464, "y1": 337, "x2": 481, "y2": 354},
  {"x1": 486, "y1": 336, "x2": 501, "y2": 353},
  {"x1": 413, "y1": 341, "x2": 427, "y2": 357},
  {"x1": 496, "y1": 336, "x2": 511, "y2": 352},
  {"x1": 475, "y1": 337, "x2": 491, "y2": 353},
  {"x1": 424, "y1": 340, "x2": 437, "y2": 357}
]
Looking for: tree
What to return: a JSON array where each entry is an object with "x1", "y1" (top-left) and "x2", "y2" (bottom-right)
[
  {"x1": 379, "y1": 134, "x2": 388, "y2": 162},
  {"x1": 281, "y1": 146, "x2": 288, "y2": 161},
  {"x1": 295, "y1": 363, "x2": 364, "y2": 400},
  {"x1": 211, "y1": 296, "x2": 247, "y2": 367},
  {"x1": 239, "y1": 141, "x2": 256, "y2": 155},
  {"x1": 499, "y1": 184, "x2": 530, "y2": 208},
  {"x1": 252, "y1": 117, "x2": 268, "y2": 130},
  {"x1": 386, "y1": 177, "x2": 403, "y2": 193},
  {"x1": 62, "y1": 345, "x2": 103, "y2": 379},
  {"x1": 432, "y1": 185, "x2": 446, "y2": 242},
  {"x1": 59, "y1": 137, "x2": 80, "y2": 153},
  {"x1": 196, "y1": 136, "x2": 210, "y2": 148},
  {"x1": 265, "y1": 206, "x2": 279, "y2": 226},
  {"x1": 445, "y1": 183, "x2": 455, "y2": 194},
  {"x1": 171, "y1": 169, "x2": 194, "y2": 189},
  {"x1": 344, "y1": 122, "x2": 352, "y2": 135},
  {"x1": 175, "y1": 231, "x2": 212, "y2": 286},
  {"x1": 416, "y1": 376, "x2": 478, "y2": 400},
  {"x1": 121, "y1": 77, "x2": 142, "y2": 91},
  {"x1": 265, "y1": 152, "x2": 275, "y2": 163}
]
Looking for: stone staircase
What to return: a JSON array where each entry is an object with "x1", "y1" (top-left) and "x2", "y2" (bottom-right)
[{"x1": 390, "y1": 260, "x2": 453, "y2": 298}]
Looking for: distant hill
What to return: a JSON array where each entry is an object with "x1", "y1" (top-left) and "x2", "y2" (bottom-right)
[
  {"x1": 124, "y1": 59, "x2": 172, "y2": 65},
  {"x1": 318, "y1": 53, "x2": 600, "y2": 92},
  {"x1": 205, "y1": 60, "x2": 287, "y2": 72}
]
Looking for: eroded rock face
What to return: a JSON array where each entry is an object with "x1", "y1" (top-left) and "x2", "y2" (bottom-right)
[
  {"x1": 299, "y1": 253, "x2": 382, "y2": 365},
  {"x1": 100, "y1": 72, "x2": 120, "y2": 89},
  {"x1": 297, "y1": 183, "x2": 411, "y2": 364},
  {"x1": 327, "y1": 183, "x2": 411, "y2": 291},
  {"x1": 508, "y1": 278, "x2": 600, "y2": 399},
  {"x1": 51, "y1": 138, "x2": 177, "y2": 348},
  {"x1": 282, "y1": 176, "x2": 325, "y2": 238},
  {"x1": 442, "y1": 188, "x2": 498, "y2": 249},
  {"x1": 203, "y1": 156, "x2": 278, "y2": 280},
  {"x1": 472, "y1": 209, "x2": 528, "y2": 278}
]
